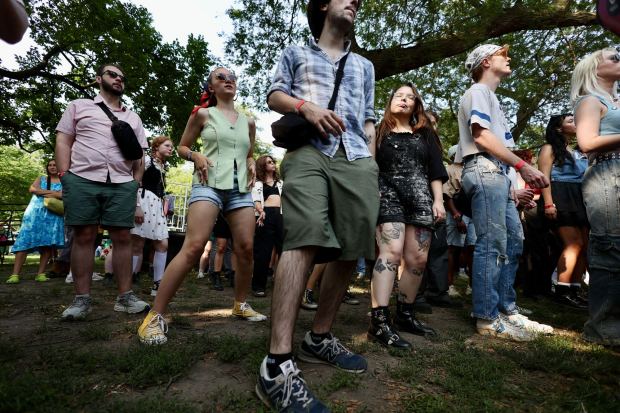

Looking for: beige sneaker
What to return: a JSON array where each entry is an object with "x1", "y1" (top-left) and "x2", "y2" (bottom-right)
[
  {"x1": 503, "y1": 313, "x2": 553, "y2": 335},
  {"x1": 232, "y1": 301, "x2": 267, "y2": 322},
  {"x1": 138, "y1": 310, "x2": 168, "y2": 345},
  {"x1": 476, "y1": 318, "x2": 535, "y2": 342}
]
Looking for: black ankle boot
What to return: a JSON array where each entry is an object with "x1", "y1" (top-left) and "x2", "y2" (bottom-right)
[
  {"x1": 211, "y1": 271, "x2": 224, "y2": 291},
  {"x1": 554, "y1": 284, "x2": 587, "y2": 309},
  {"x1": 367, "y1": 307, "x2": 411, "y2": 349},
  {"x1": 395, "y1": 301, "x2": 437, "y2": 337}
]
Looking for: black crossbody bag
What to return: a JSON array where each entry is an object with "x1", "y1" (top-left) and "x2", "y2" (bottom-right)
[
  {"x1": 96, "y1": 102, "x2": 144, "y2": 160},
  {"x1": 271, "y1": 52, "x2": 349, "y2": 150}
]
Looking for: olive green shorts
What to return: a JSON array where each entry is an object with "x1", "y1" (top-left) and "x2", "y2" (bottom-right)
[
  {"x1": 61, "y1": 172, "x2": 139, "y2": 228},
  {"x1": 280, "y1": 145, "x2": 379, "y2": 263}
]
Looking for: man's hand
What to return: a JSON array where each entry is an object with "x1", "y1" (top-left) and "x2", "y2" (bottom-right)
[
  {"x1": 455, "y1": 216, "x2": 467, "y2": 234},
  {"x1": 299, "y1": 101, "x2": 345, "y2": 140},
  {"x1": 519, "y1": 164, "x2": 549, "y2": 189},
  {"x1": 514, "y1": 188, "x2": 535, "y2": 208}
]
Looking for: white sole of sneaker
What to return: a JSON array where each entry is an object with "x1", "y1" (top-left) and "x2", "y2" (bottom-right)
[
  {"x1": 114, "y1": 304, "x2": 151, "y2": 314},
  {"x1": 477, "y1": 328, "x2": 534, "y2": 342},
  {"x1": 254, "y1": 384, "x2": 273, "y2": 409},
  {"x1": 297, "y1": 348, "x2": 367, "y2": 373},
  {"x1": 235, "y1": 315, "x2": 267, "y2": 322},
  {"x1": 139, "y1": 336, "x2": 167, "y2": 345}
]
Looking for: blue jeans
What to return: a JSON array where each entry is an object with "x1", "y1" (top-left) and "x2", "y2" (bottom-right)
[
  {"x1": 462, "y1": 154, "x2": 523, "y2": 320},
  {"x1": 581, "y1": 160, "x2": 620, "y2": 345}
]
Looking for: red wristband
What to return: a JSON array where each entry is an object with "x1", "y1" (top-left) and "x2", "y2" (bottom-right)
[
  {"x1": 58, "y1": 171, "x2": 66, "y2": 177},
  {"x1": 544, "y1": 204, "x2": 556, "y2": 209},
  {"x1": 514, "y1": 160, "x2": 526, "y2": 171},
  {"x1": 295, "y1": 99, "x2": 306, "y2": 112}
]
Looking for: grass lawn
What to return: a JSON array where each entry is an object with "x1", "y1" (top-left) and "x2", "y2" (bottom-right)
[{"x1": 0, "y1": 255, "x2": 618, "y2": 412}]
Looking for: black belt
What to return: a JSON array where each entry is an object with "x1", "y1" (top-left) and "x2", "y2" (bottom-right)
[{"x1": 593, "y1": 151, "x2": 620, "y2": 165}]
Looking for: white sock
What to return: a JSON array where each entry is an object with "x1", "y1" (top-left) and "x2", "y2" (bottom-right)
[
  {"x1": 153, "y1": 251, "x2": 167, "y2": 282},
  {"x1": 132, "y1": 255, "x2": 140, "y2": 273}
]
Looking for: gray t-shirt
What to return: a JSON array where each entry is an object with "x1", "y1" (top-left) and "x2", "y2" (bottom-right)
[{"x1": 456, "y1": 83, "x2": 515, "y2": 162}]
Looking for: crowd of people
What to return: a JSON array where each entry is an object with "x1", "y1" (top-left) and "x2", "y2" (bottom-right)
[{"x1": 4, "y1": 1, "x2": 620, "y2": 412}]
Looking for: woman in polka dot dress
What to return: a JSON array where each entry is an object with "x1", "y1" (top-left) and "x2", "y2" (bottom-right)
[{"x1": 131, "y1": 136, "x2": 173, "y2": 296}]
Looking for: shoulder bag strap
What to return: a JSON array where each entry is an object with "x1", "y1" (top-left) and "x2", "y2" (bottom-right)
[
  {"x1": 327, "y1": 52, "x2": 349, "y2": 111},
  {"x1": 95, "y1": 101, "x2": 118, "y2": 122}
]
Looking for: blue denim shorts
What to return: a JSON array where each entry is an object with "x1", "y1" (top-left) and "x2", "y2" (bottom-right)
[
  {"x1": 189, "y1": 178, "x2": 253, "y2": 212},
  {"x1": 446, "y1": 214, "x2": 477, "y2": 247}
]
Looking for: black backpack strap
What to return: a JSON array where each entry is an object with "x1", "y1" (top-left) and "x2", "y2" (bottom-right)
[
  {"x1": 327, "y1": 52, "x2": 349, "y2": 111},
  {"x1": 95, "y1": 101, "x2": 118, "y2": 122}
]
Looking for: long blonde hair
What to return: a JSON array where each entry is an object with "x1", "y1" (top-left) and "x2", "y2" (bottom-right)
[{"x1": 570, "y1": 48, "x2": 619, "y2": 105}]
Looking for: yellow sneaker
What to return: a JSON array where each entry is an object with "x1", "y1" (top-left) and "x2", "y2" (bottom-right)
[
  {"x1": 6, "y1": 274, "x2": 19, "y2": 284},
  {"x1": 232, "y1": 301, "x2": 267, "y2": 322},
  {"x1": 34, "y1": 273, "x2": 50, "y2": 282},
  {"x1": 138, "y1": 310, "x2": 168, "y2": 345}
]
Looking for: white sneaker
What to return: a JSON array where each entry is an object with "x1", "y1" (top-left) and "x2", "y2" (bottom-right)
[
  {"x1": 465, "y1": 286, "x2": 472, "y2": 295},
  {"x1": 114, "y1": 291, "x2": 150, "y2": 314},
  {"x1": 476, "y1": 318, "x2": 535, "y2": 342},
  {"x1": 448, "y1": 285, "x2": 461, "y2": 298},
  {"x1": 65, "y1": 272, "x2": 73, "y2": 284},
  {"x1": 61, "y1": 296, "x2": 92, "y2": 321},
  {"x1": 503, "y1": 313, "x2": 553, "y2": 335},
  {"x1": 197, "y1": 272, "x2": 205, "y2": 279},
  {"x1": 458, "y1": 268, "x2": 469, "y2": 280},
  {"x1": 91, "y1": 272, "x2": 104, "y2": 281}
]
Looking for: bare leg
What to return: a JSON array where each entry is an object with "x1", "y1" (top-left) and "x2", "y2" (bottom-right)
[
  {"x1": 153, "y1": 202, "x2": 219, "y2": 314},
  {"x1": 226, "y1": 207, "x2": 255, "y2": 302},
  {"x1": 214, "y1": 238, "x2": 227, "y2": 272},
  {"x1": 399, "y1": 226, "x2": 432, "y2": 304},
  {"x1": 37, "y1": 247, "x2": 53, "y2": 274},
  {"x1": 109, "y1": 228, "x2": 133, "y2": 294},
  {"x1": 269, "y1": 247, "x2": 316, "y2": 354},
  {"x1": 556, "y1": 226, "x2": 586, "y2": 284},
  {"x1": 11, "y1": 251, "x2": 27, "y2": 275},
  {"x1": 199, "y1": 240, "x2": 212, "y2": 273},
  {"x1": 370, "y1": 223, "x2": 405, "y2": 307},
  {"x1": 312, "y1": 260, "x2": 356, "y2": 334},
  {"x1": 306, "y1": 262, "x2": 326, "y2": 290},
  {"x1": 71, "y1": 225, "x2": 98, "y2": 295},
  {"x1": 131, "y1": 235, "x2": 145, "y2": 273}
]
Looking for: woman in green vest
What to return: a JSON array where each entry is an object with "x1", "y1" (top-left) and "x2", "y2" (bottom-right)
[{"x1": 138, "y1": 67, "x2": 266, "y2": 345}]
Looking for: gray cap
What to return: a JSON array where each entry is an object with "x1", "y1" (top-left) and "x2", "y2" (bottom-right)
[
  {"x1": 464, "y1": 44, "x2": 506, "y2": 73},
  {"x1": 448, "y1": 144, "x2": 459, "y2": 159}
]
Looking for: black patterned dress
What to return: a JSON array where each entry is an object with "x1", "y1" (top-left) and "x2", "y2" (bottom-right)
[{"x1": 376, "y1": 130, "x2": 447, "y2": 228}]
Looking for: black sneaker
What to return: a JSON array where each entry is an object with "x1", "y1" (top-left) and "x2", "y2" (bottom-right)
[
  {"x1": 412, "y1": 296, "x2": 433, "y2": 314},
  {"x1": 211, "y1": 271, "x2": 224, "y2": 291},
  {"x1": 256, "y1": 357, "x2": 328, "y2": 412},
  {"x1": 426, "y1": 293, "x2": 463, "y2": 308},
  {"x1": 368, "y1": 307, "x2": 411, "y2": 349},
  {"x1": 298, "y1": 332, "x2": 367, "y2": 373},
  {"x1": 342, "y1": 290, "x2": 360, "y2": 305},
  {"x1": 301, "y1": 289, "x2": 318, "y2": 310},
  {"x1": 132, "y1": 272, "x2": 140, "y2": 285}
]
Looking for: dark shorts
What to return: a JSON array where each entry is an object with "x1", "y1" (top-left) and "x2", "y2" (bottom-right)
[
  {"x1": 280, "y1": 145, "x2": 379, "y2": 263},
  {"x1": 550, "y1": 181, "x2": 589, "y2": 227},
  {"x1": 62, "y1": 172, "x2": 139, "y2": 228}
]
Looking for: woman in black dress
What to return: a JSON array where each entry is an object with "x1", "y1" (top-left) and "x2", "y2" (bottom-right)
[{"x1": 369, "y1": 83, "x2": 448, "y2": 349}]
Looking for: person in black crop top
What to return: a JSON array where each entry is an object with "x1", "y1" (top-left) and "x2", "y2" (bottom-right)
[
  {"x1": 130, "y1": 136, "x2": 173, "y2": 297},
  {"x1": 251, "y1": 155, "x2": 284, "y2": 296},
  {"x1": 368, "y1": 84, "x2": 448, "y2": 349}
]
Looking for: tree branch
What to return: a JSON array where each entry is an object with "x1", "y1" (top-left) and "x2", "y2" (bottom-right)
[{"x1": 360, "y1": 7, "x2": 597, "y2": 80}]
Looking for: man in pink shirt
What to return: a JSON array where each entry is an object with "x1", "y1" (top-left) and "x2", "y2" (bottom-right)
[{"x1": 55, "y1": 63, "x2": 150, "y2": 320}]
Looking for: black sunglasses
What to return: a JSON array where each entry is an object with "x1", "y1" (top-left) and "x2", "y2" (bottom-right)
[
  {"x1": 103, "y1": 70, "x2": 126, "y2": 82},
  {"x1": 214, "y1": 72, "x2": 237, "y2": 83}
]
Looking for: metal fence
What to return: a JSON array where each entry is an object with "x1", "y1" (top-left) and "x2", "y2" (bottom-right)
[{"x1": 166, "y1": 182, "x2": 191, "y2": 233}]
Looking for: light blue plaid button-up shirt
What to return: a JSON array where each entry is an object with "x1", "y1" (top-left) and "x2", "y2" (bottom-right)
[{"x1": 268, "y1": 37, "x2": 376, "y2": 161}]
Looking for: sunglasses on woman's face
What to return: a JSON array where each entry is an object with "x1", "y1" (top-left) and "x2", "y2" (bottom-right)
[
  {"x1": 103, "y1": 70, "x2": 126, "y2": 82},
  {"x1": 215, "y1": 72, "x2": 237, "y2": 82},
  {"x1": 491, "y1": 48, "x2": 509, "y2": 59}
]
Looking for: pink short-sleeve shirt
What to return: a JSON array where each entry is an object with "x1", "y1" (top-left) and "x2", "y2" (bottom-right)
[{"x1": 55, "y1": 94, "x2": 148, "y2": 183}]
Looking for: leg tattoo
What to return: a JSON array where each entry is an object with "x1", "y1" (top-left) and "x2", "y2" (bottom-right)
[{"x1": 415, "y1": 227, "x2": 431, "y2": 252}]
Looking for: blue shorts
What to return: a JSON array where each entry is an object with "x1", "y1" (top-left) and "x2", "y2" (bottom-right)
[
  {"x1": 188, "y1": 177, "x2": 253, "y2": 213},
  {"x1": 446, "y1": 214, "x2": 477, "y2": 247}
]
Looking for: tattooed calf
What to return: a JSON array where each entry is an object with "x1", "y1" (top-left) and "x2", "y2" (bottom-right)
[{"x1": 374, "y1": 258, "x2": 399, "y2": 273}]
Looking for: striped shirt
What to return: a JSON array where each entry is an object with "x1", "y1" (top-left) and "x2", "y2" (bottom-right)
[{"x1": 268, "y1": 37, "x2": 376, "y2": 161}]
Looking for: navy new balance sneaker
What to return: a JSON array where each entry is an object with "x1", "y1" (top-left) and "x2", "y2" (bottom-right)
[
  {"x1": 297, "y1": 332, "x2": 367, "y2": 373},
  {"x1": 256, "y1": 356, "x2": 329, "y2": 412}
]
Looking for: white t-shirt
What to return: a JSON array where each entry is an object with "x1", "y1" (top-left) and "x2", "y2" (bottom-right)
[{"x1": 456, "y1": 83, "x2": 515, "y2": 162}]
